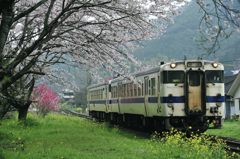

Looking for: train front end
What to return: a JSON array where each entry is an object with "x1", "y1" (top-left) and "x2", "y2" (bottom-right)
[{"x1": 160, "y1": 60, "x2": 224, "y2": 132}]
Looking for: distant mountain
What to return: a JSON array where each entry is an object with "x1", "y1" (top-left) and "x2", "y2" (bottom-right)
[{"x1": 133, "y1": 1, "x2": 240, "y2": 73}]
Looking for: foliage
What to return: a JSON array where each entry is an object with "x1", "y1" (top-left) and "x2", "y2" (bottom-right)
[
  {"x1": 32, "y1": 83, "x2": 59, "y2": 117},
  {"x1": 197, "y1": 0, "x2": 240, "y2": 54},
  {"x1": 0, "y1": 113, "x2": 238, "y2": 159},
  {"x1": 151, "y1": 129, "x2": 233, "y2": 158},
  {"x1": 0, "y1": 0, "x2": 190, "y2": 120}
]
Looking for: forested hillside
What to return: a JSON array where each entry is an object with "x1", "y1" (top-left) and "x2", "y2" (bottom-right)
[{"x1": 134, "y1": 1, "x2": 240, "y2": 73}]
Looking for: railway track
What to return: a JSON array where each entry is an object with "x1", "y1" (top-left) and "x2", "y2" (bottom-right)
[
  {"x1": 60, "y1": 109, "x2": 92, "y2": 120},
  {"x1": 218, "y1": 136, "x2": 240, "y2": 154},
  {"x1": 206, "y1": 135, "x2": 240, "y2": 155},
  {"x1": 60, "y1": 109, "x2": 240, "y2": 155}
]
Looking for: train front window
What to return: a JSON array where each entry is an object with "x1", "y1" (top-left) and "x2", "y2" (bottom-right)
[
  {"x1": 206, "y1": 70, "x2": 224, "y2": 83},
  {"x1": 188, "y1": 71, "x2": 201, "y2": 86},
  {"x1": 163, "y1": 71, "x2": 184, "y2": 83}
]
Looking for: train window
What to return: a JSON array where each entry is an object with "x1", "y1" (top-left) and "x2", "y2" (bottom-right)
[
  {"x1": 188, "y1": 72, "x2": 201, "y2": 86},
  {"x1": 206, "y1": 70, "x2": 224, "y2": 83},
  {"x1": 130, "y1": 83, "x2": 133, "y2": 97},
  {"x1": 121, "y1": 85, "x2": 124, "y2": 97},
  {"x1": 113, "y1": 87, "x2": 115, "y2": 98},
  {"x1": 124, "y1": 84, "x2": 126, "y2": 97},
  {"x1": 118, "y1": 84, "x2": 122, "y2": 97},
  {"x1": 163, "y1": 71, "x2": 184, "y2": 83},
  {"x1": 112, "y1": 87, "x2": 114, "y2": 98},
  {"x1": 121, "y1": 85, "x2": 123, "y2": 97},
  {"x1": 102, "y1": 89, "x2": 104, "y2": 99},
  {"x1": 109, "y1": 84, "x2": 111, "y2": 92},
  {"x1": 138, "y1": 83, "x2": 142, "y2": 96},
  {"x1": 125, "y1": 84, "x2": 127, "y2": 97},
  {"x1": 149, "y1": 80, "x2": 151, "y2": 95},
  {"x1": 134, "y1": 84, "x2": 137, "y2": 96},
  {"x1": 144, "y1": 77, "x2": 149, "y2": 95},
  {"x1": 151, "y1": 78, "x2": 156, "y2": 95},
  {"x1": 115, "y1": 87, "x2": 117, "y2": 98}
]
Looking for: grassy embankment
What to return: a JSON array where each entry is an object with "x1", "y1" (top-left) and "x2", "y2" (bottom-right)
[
  {"x1": 0, "y1": 113, "x2": 238, "y2": 159},
  {"x1": 207, "y1": 120, "x2": 240, "y2": 140}
]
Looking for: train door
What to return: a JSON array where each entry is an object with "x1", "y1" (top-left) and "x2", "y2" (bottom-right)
[
  {"x1": 186, "y1": 71, "x2": 204, "y2": 114},
  {"x1": 144, "y1": 76, "x2": 149, "y2": 116},
  {"x1": 157, "y1": 75, "x2": 161, "y2": 113},
  {"x1": 117, "y1": 82, "x2": 122, "y2": 113},
  {"x1": 105, "y1": 85, "x2": 108, "y2": 112}
]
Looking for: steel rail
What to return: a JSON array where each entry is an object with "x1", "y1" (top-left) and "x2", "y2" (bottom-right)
[
  {"x1": 206, "y1": 135, "x2": 240, "y2": 154},
  {"x1": 60, "y1": 109, "x2": 92, "y2": 120}
]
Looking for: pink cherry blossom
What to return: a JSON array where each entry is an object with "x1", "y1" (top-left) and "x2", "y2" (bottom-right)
[{"x1": 32, "y1": 83, "x2": 60, "y2": 116}]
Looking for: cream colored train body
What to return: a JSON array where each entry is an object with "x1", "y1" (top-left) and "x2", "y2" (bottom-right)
[{"x1": 87, "y1": 60, "x2": 224, "y2": 131}]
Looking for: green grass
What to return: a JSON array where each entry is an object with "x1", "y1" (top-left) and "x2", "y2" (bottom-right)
[
  {"x1": 0, "y1": 114, "x2": 237, "y2": 159},
  {"x1": 207, "y1": 120, "x2": 240, "y2": 140}
]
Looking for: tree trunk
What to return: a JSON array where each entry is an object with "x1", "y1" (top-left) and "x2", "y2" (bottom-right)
[
  {"x1": 0, "y1": 104, "x2": 10, "y2": 119},
  {"x1": 18, "y1": 107, "x2": 28, "y2": 121},
  {"x1": 17, "y1": 102, "x2": 31, "y2": 121},
  {"x1": 0, "y1": 0, "x2": 14, "y2": 59}
]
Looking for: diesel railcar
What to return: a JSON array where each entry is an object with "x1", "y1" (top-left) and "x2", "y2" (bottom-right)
[{"x1": 87, "y1": 60, "x2": 224, "y2": 132}]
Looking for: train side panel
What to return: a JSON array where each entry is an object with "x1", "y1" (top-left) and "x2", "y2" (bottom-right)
[
  {"x1": 88, "y1": 84, "x2": 108, "y2": 114},
  {"x1": 87, "y1": 60, "x2": 225, "y2": 131}
]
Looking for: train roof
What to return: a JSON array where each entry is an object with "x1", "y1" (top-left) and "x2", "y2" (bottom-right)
[
  {"x1": 87, "y1": 82, "x2": 108, "y2": 89},
  {"x1": 134, "y1": 67, "x2": 160, "y2": 77},
  {"x1": 88, "y1": 60, "x2": 223, "y2": 89},
  {"x1": 110, "y1": 67, "x2": 160, "y2": 84}
]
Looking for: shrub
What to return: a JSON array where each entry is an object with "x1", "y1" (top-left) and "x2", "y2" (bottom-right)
[
  {"x1": 32, "y1": 83, "x2": 60, "y2": 117},
  {"x1": 150, "y1": 129, "x2": 231, "y2": 159}
]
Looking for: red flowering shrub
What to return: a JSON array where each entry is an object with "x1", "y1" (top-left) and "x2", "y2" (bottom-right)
[{"x1": 32, "y1": 83, "x2": 60, "y2": 116}]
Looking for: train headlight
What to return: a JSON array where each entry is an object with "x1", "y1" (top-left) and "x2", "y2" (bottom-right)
[
  {"x1": 212, "y1": 62, "x2": 218, "y2": 68},
  {"x1": 170, "y1": 63, "x2": 177, "y2": 68}
]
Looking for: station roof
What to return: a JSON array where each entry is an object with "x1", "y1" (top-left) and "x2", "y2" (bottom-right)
[{"x1": 225, "y1": 73, "x2": 239, "y2": 96}]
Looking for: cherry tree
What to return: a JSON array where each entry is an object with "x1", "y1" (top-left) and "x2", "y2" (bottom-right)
[
  {"x1": 197, "y1": 0, "x2": 240, "y2": 55},
  {"x1": 0, "y1": 0, "x2": 189, "y2": 120},
  {"x1": 32, "y1": 83, "x2": 59, "y2": 116}
]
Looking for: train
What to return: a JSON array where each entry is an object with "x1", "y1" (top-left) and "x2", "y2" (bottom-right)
[{"x1": 87, "y1": 60, "x2": 225, "y2": 132}]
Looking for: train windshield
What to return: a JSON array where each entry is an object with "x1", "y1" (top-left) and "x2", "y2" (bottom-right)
[
  {"x1": 163, "y1": 71, "x2": 184, "y2": 83},
  {"x1": 64, "y1": 92, "x2": 74, "y2": 96},
  {"x1": 206, "y1": 70, "x2": 224, "y2": 83}
]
